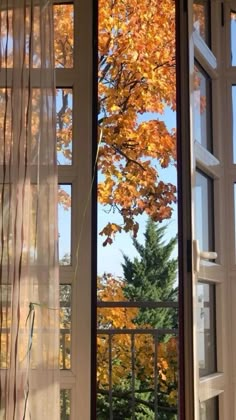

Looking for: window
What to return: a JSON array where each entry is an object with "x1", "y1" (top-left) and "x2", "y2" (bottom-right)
[
  {"x1": 3, "y1": 1, "x2": 236, "y2": 419},
  {"x1": 56, "y1": 1, "x2": 236, "y2": 418},
  {"x1": 54, "y1": 1, "x2": 93, "y2": 418},
  {"x1": 190, "y1": 1, "x2": 236, "y2": 419},
  {"x1": 54, "y1": 1, "x2": 236, "y2": 418}
]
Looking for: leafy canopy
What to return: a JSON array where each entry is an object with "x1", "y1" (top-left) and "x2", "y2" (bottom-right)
[
  {"x1": 98, "y1": 0, "x2": 176, "y2": 244},
  {"x1": 52, "y1": 0, "x2": 177, "y2": 244}
]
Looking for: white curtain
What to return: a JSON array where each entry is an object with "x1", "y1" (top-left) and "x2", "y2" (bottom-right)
[{"x1": 0, "y1": 0, "x2": 59, "y2": 418}]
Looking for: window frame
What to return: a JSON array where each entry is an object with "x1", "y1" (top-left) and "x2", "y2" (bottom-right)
[
  {"x1": 189, "y1": 1, "x2": 230, "y2": 419},
  {"x1": 55, "y1": 0, "x2": 94, "y2": 418}
]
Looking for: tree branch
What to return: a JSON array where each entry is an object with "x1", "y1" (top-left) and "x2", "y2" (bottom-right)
[{"x1": 112, "y1": 144, "x2": 145, "y2": 170}]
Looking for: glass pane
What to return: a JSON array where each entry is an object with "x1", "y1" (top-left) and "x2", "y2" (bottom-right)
[
  {"x1": 193, "y1": 63, "x2": 212, "y2": 151},
  {"x1": 197, "y1": 282, "x2": 217, "y2": 376},
  {"x1": 0, "y1": 285, "x2": 11, "y2": 368},
  {"x1": 58, "y1": 184, "x2": 72, "y2": 265},
  {"x1": 193, "y1": 0, "x2": 211, "y2": 45},
  {"x1": 0, "y1": 7, "x2": 53, "y2": 68},
  {"x1": 0, "y1": 89, "x2": 12, "y2": 162},
  {"x1": 231, "y1": 11, "x2": 236, "y2": 66},
  {"x1": 0, "y1": 184, "x2": 10, "y2": 264},
  {"x1": 54, "y1": 4, "x2": 74, "y2": 68},
  {"x1": 232, "y1": 86, "x2": 236, "y2": 163},
  {"x1": 0, "y1": 88, "x2": 56, "y2": 165},
  {"x1": 233, "y1": 184, "x2": 236, "y2": 260},
  {"x1": 60, "y1": 285, "x2": 71, "y2": 369},
  {"x1": 0, "y1": 10, "x2": 13, "y2": 67},
  {"x1": 56, "y1": 89, "x2": 73, "y2": 165},
  {"x1": 97, "y1": 0, "x2": 178, "y2": 417},
  {"x1": 60, "y1": 389, "x2": 71, "y2": 419},
  {"x1": 200, "y1": 397, "x2": 219, "y2": 420},
  {"x1": 195, "y1": 171, "x2": 214, "y2": 252}
]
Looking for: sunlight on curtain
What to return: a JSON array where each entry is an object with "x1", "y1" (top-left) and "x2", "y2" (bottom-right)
[{"x1": 0, "y1": 0, "x2": 59, "y2": 418}]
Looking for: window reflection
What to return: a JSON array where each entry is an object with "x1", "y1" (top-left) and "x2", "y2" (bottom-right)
[
  {"x1": 232, "y1": 86, "x2": 236, "y2": 163},
  {"x1": 197, "y1": 282, "x2": 217, "y2": 376},
  {"x1": 193, "y1": 0, "x2": 211, "y2": 46},
  {"x1": 231, "y1": 11, "x2": 236, "y2": 66},
  {"x1": 194, "y1": 63, "x2": 212, "y2": 151},
  {"x1": 0, "y1": 285, "x2": 11, "y2": 368},
  {"x1": 200, "y1": 397, "x2": 219, "y2": 420},
  {"x1": 195, "y1": 170, "x2": 214, "y2": 252},
  {"x1": 233, "y1": 184, "x2": 236, "y2": 262},
  {"x1": 60, "y1": 285, "x2": 71, "y2": 370}
]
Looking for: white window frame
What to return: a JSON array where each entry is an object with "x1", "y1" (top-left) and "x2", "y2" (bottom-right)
[
  {"x1": 55, "y1": 0, "x2": 93, "y2": 418},
  {"x1": 189, "y1": 1, "x2": 233, "y2": 419}
]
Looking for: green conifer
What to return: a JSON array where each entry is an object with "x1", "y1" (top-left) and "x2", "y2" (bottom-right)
[{"x1": 123, "y1": 219, "x2": 178, "y2": 329}]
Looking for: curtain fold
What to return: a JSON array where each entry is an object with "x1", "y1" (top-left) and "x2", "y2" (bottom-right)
[{"x1": 0, "y1": 0, "x2": 59, "y2": 418}]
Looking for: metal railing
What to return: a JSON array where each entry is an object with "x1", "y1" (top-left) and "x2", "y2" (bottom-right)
[{"x1": 97, "y1": 300, "x2": 178, "y2": 420}]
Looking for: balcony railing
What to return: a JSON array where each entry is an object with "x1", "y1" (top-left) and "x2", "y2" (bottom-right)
[
  {"x1": 96, "y1": 300, "x2": 178, "y2": 420},
  {"x1": 59, "y1": 298, "x2": 179, "y2": 419}
]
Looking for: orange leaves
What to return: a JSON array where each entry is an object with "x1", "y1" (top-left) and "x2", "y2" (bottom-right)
[
  {"x1": 99, "y1": 223, "x2": 122, "y2": 246},
  {"x1": 158, "y1": 337, "x2": 178, "y2": 405},
  {"x1": 53, "y1": 0, "x2": 177, "y2": 242},
  {"x1": 98, "y1": 161, "x2": 177, "y2": 244},
  {"x1": 97, "y1": 276, "x2": 138, "y2": 329},
  {"x1": 98, "y1": 0, "x2": 177, "y2": 242},
  {"x1": 98, "y1": 0, "x2": 176, "y2": 114},
  {"x1": 58, "y1": 186, "x2": 71, "y2": 210},
  {"x1": 54, "y1": 5, "x2": 74, "y2": 68}
]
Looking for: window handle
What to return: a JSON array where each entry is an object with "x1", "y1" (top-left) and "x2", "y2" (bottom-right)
[{"x1": 193, "y1": 239, "x2": 217, "y2": 273}]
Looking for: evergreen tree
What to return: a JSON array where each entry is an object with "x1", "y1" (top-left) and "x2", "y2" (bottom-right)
[
  {"x1": 97, "y1": 222, "x2": 179, "y2": 419},
  {"x1": 123, "y1": 219, "x2": 178, "y2": 329}
]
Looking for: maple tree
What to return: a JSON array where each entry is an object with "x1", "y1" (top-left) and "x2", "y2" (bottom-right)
[
  {"x1": 98, "y1": 0, "x2": 176, "y2": 244},
  {"x1": 0, "y1": 1, "x2": 177, "y2": 242},
  {"x1": 53, "y1": 1, "x2": 177, "y2": 244}
]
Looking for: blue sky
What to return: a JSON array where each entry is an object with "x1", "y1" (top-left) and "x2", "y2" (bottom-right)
[
  {"x1": 57, "y1": 101, "x2": 177, "y2": 276},
  {"x1": 97, "y1": 106, "x2": 177, "y2": 277}
]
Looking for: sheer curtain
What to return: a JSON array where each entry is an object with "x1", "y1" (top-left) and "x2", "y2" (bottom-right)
[{"x1": 0, "y1": 0, "x2": 59, "y2": 418}]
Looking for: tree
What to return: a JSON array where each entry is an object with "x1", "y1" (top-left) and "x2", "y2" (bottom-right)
[
  {"x1": 98, "y1": 0, "x2": 176, "y2": 244},
  {"x1": 121, "y1": 221, "x2": 178, "y2": 419},
  {"x1": 0, "y1": 1, "x2": 177, "y2": 240},
  {"x1": 52, "y1": 1, "x2": 177, "y2": 243},
  {"x1": 123, "y1": 220, "x2": 178, "y2": 329}
]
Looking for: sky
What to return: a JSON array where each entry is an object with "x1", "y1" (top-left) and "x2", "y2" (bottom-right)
[
  {"x1": 57, "y1": 105, "x2": 178, "y2": 276},
  {"x1": 97, "y1": 106, "x2": 178, "y2": 277}
]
